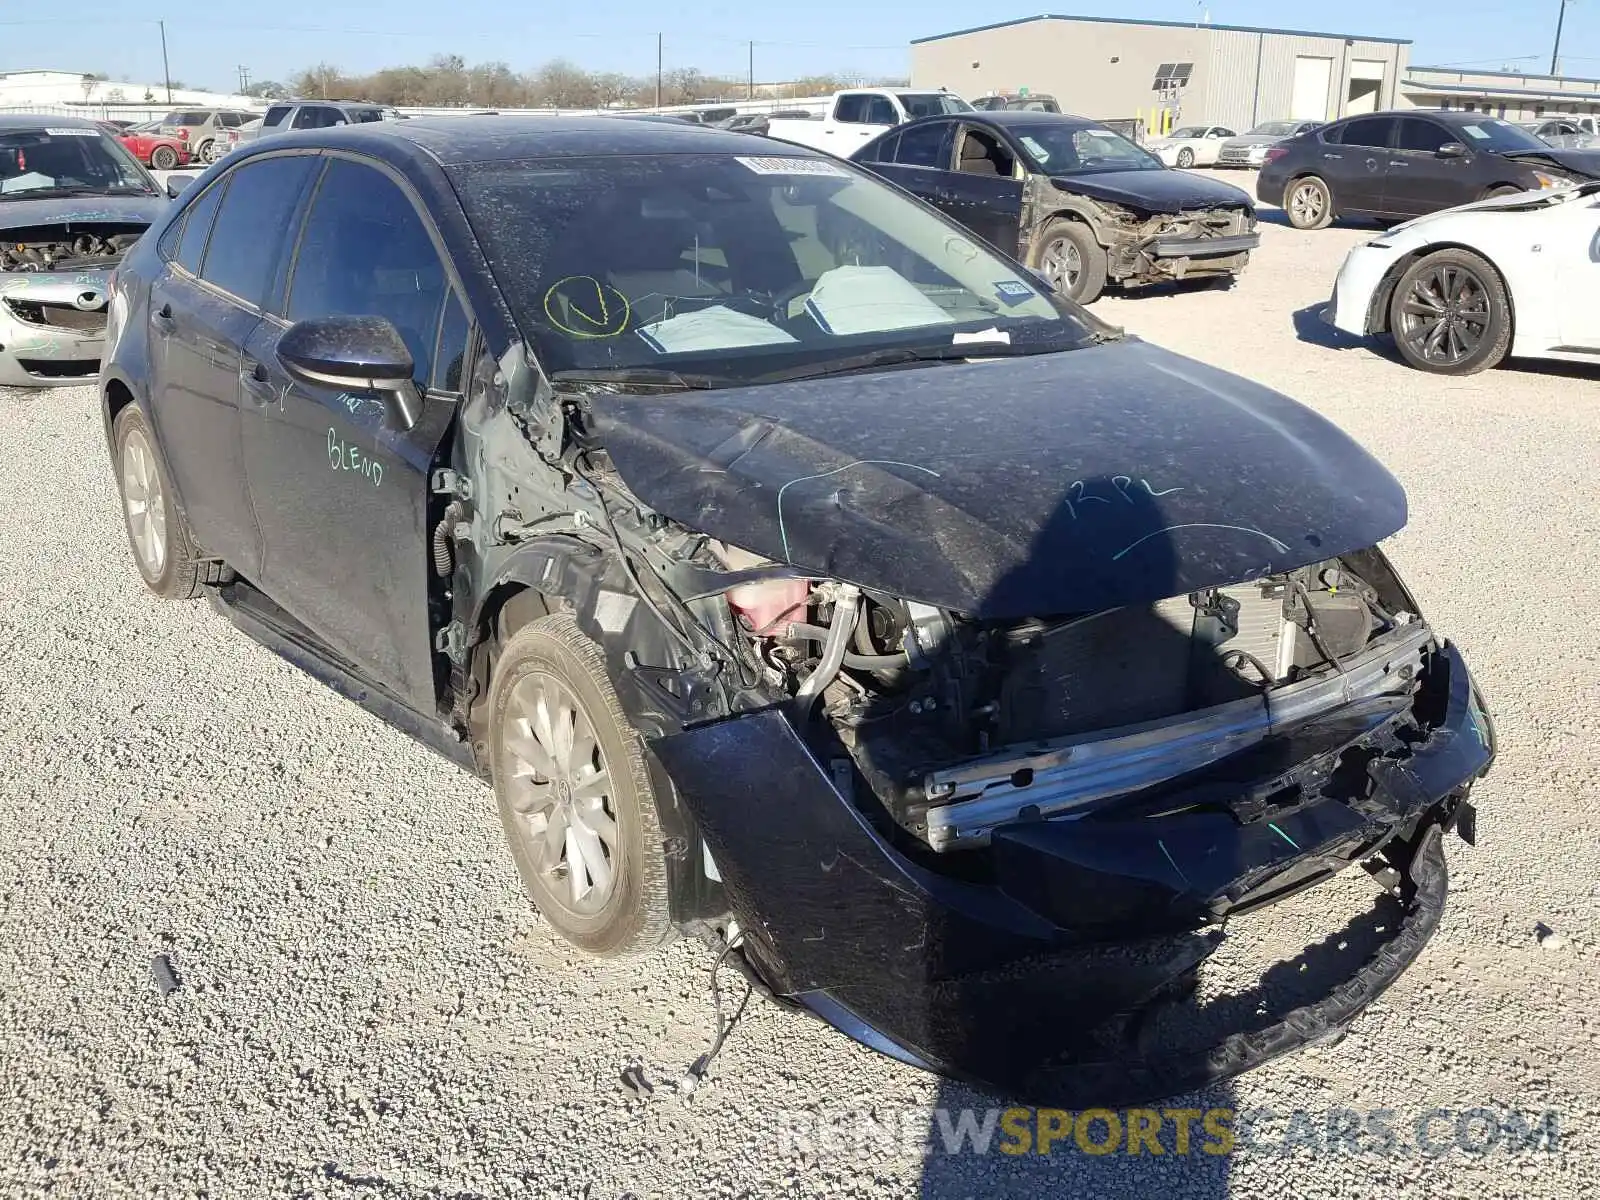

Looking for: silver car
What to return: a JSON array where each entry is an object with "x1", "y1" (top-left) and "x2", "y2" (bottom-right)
[
  {"x1": 0, "y1": 116, "x2": 169, "y2": 388},
  {"x1": 1215, "y1": 120, "x2": 1323, "y2": 168}
]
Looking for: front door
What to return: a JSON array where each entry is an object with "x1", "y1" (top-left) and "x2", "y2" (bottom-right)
[
  {"x1": 1554, "y1": 197, "x2": 1600, "y2": 349},
  {"x1": 239, "y1": 156, "x2": 469, "y2": 712},
  {"x1": 940, "y1": 125, "x2": 1026, "y2": 253},
  {"x1": 1383, "y1": 118, "x2": 1478, "y2": 216}
]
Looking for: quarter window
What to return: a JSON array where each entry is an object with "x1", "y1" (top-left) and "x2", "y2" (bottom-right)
[
  {"x1": 173, "y1": 181, "x2": 225, "y2": 274},
  {"x1": 434, "y1": 291, "x2": 469, "y2": 392},
  {"x1": 287, "y1": 158, "x2": 447, "y2": 385},
  {"x1": 199, "y1": 156, "x2": 318, "y2": 305}
]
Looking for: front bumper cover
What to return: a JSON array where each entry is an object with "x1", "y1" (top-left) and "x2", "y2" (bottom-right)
[
  {"x1": 651, "y1": 640, "x2": 1492, "y2": 1105},
  {"x1": 0, "y1": 272, "x2": 111, "y2": 387}
]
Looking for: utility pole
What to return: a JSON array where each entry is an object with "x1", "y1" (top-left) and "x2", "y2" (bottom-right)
[
  {"x1": 159, "y1": 20, "x2": 172, "y2": 103},
  {"x1": 237, "y1": 65, "x2": 251, "y2": 94},
  {"x1": 748, "y1": 41, "x2": 755, "y2": 100},
  {"x1": 1551, "y1": 0, "x2": 1572, "y2": 76},
  {"x1": 655, "y1": 33, "x2": 663, "y2": 109}
]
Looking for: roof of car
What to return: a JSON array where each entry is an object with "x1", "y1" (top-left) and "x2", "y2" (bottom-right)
[
  {"x1": 915, "y1": 110, "x2": 1095, "y2": 129},
  {"x1": 236, "y1": 114, "x2": 793, "y2": 167},
  {"x1": 0, "y1": 113, "x2": 101, "y2": 131}
]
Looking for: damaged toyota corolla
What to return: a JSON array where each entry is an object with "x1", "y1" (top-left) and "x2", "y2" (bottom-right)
[
  {"x1": 0, "y1": 116, "x2": 169, "y2": 387},
  {"x1": 101, "y1": 117, "x2": 1494, "y2": 1105}
]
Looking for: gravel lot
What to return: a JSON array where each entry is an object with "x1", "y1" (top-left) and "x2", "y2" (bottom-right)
[{"x1": 2, "y1": 172, "x2": 1597, "y2": 1198}]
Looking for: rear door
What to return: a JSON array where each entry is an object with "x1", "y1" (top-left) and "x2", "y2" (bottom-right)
[
  {"x1": 857, "y1": 119, "x2": 956, "y2": 208},
  {"x1": 831, "y1": 93, "x2": 900, "y2": 153},
  {"x1": 1321, "y1": 116, "x2": 1394, "y2": 213},
  {"x1": 239, "y1": 155, "x2": 469, "y2": 711},
  {"x1": 145, "y1": 155, "x2": 317, "y2": 575},
  {"x1": 1384, "y1": 117, "x2": 1477, "y2": 215}
]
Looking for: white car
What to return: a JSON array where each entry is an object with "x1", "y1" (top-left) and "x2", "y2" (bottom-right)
[
  {"x1": 1148, "y1": 125, "x2": 1235, "y2": 168},
  {"x1": 1325, "y1": 181, "x2": 1600, "y2": 374}
]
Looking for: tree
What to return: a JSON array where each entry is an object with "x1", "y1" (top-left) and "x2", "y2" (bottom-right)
[{"x1": 244, "y1": 80, "x2": 289, "y2": 100}]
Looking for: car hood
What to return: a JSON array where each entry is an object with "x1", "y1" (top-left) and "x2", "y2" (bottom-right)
[
  {"x1": 1048, "y1": 169, "x2": 1253, "y2": 213},
  {"x1": 1503, "y1": 147, "x2": 1600, "y2": 178},
  {"x1": 0, "y1": 194, "x2": 167, "y2": 234},
  {"x1": 587, "y1": 340, "x2": 1406, "y2": 618},
  {"x1": 1385, "y1": 179, "x2": 1600, "y2": 234},
  {"x1": 1220, "y1": 135, "x2": 1279, "y2": 150}
]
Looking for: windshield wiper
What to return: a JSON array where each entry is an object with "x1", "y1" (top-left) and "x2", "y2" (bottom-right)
[
  {"x1": 548, "y1": 366, "x2": 730, "y2": 392},
  {"x1": 0, "y1": 185, "x2": 154, "y2": 200},
  {"x1": 751, "y1": 340, "x2": 1055, "y2": 385}
]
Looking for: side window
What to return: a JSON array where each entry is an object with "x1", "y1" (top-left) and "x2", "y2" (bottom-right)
[
  {"x1": 865, "y1": 96, "x2": 899, "y2": 125},
  {"x1": 173, "y1": 180, "x2": 225, "y2": 274},
  {"x1": 834, "y1": 94, "x2": 870, "y2": 124},
  {"x1": 955, "y1": 128, "x2": 1016, "y2": 177},
  {"x1": 1395, "y1": 119, "x2": 1452, "y2": 153},
  {"x1": 895, "y1": 121, "x2": 954, "y2": 168},
  {"x1": 858, "y1": 132, "x2": 898, "y2": 163},
  {"x1": 219, "y1": 113, "x2": 245, "y2": 128},
  {"x1": 433, "y1": 291, "x2": 469, "y2": 392},
  {"x1": 287, "y1": 159, "x2": 447, "y2": 386},
  {"x1": 292, "y1": 106, "x2": 334, "y2": 130},
  {"x1": 264, "y1": 106, "x2": 292, "y2": 128},
  {"x1": 1334, "y1": 117, "x2": 1393, "y2": 148},
  {"x1": 199, "y1": 155, "x2": 318, "y2": 305}
]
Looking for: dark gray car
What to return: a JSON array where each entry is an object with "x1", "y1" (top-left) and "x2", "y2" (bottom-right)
[{"x1": 1258, "y1": 110, "x2": 1600, "y2": 228}]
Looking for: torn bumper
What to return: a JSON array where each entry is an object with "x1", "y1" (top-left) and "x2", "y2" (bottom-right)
[
  {"x1": 0, "y1": 271, "x2": 111, "y2": 387},
  {"x1": 1147, "y1": 232, "x2": 1261, "y2": 258},
  {"x1": 651, "y1": 640, "x2": 1493, "y2": 1105}
]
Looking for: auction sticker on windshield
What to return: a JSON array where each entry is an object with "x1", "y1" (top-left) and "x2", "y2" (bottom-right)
[{"x1": 736, "y1": 156, "x2": 852, "y2": 177}]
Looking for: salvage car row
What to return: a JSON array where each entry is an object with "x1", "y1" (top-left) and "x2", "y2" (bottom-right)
[{"x1": 0, "y1": 105, "x2": 1514, "y2": 1110}]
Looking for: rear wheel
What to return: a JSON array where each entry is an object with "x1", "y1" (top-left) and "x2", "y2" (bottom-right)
[
  {"x1": 196, "y1": 139, "x2": 219, "y2": 164},
  {"x1": 149, "y1": 145, "x2": 179, "y2": 171},
  {"x1": 1285, "y1": 175, "x2": 1335, "y2": 230},
  {"x1": 1388, "y1": 248, "x2": 1511, "y2": 375},
  {"x1": 1033, "y1": 218, "x2": 1107, "y2": 305},
  {"x1": 1176, "y1": 147, "x2": 1195, "y2": 168},
  {"x1": 488, "y1": 614, "x2": 674, "y2": 958}
]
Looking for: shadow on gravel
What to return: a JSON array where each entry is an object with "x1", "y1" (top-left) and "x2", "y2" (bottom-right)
[
  {"x1": 1255, "y1": 208, "x2": 1379, "y2": 231},
  {"x1": 1291, "y1": 303, "x2": 1362, "y2": 351}
]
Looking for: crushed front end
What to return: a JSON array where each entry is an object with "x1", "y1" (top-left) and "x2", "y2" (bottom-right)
[
  {"x1": 650, "y1": 554, "x2": 1493, "y2": 1105},
  {"x1": 1098, "y1": 201, "x2": 1260, "y2": 286},
  {"x1": 0, "y1": 224, "x2": 145, "y2": 387}
]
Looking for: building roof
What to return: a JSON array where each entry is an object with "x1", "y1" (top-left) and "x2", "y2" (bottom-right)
[
  {"x1": 1409, "y1": 65, "x2": 1600, "y2": 86},
  {"x1": 911, "y1": 14, "x2": 1410, "y2": 47},
  {"x1": 1403, "y1": 78, "x2": 1600, "y2": 103}
]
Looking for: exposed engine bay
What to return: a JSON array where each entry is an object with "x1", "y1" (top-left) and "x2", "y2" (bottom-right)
[
  {"x1": 0, "y1": 223, "x2": 144, "y2": 381},
  {"x1": 0, "y1": 224, "x2": 144, "y2": 273},
  {"x1": 705, "y1": 543, "x2": 1422, "y2": 851}
]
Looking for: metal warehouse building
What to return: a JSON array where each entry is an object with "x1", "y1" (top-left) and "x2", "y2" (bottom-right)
[{"x1": 911, "y1": 14, "x2": 1412, "y2": 133}]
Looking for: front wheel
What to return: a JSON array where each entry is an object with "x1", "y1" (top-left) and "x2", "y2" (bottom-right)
[
  {"x1": 149, "y1": 145, "x2": 179, "y2": 171},
  {"x1": 1388, "y1": 248, "x2": 1511, "y2": 375},
  {"x1": 1176, "y1": 147, "x2": 1195, "y2": 168},
  {"x1": 113, "y1": 405, "x2": 227, "y2": 598},
  {"x1": 1033, "y1": 219, "x2": 1107, "y2": 305},
  {"x1": 488, "y1": 614, "x2": 674, "y2": 958},
  {"x1": 1284, "y1": 175, "x2": 1335, "y2": 230}
]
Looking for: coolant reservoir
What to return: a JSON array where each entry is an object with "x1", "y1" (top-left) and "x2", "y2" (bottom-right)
[{"x1": 714, "y1": 542, "x2": 810, "y2": 634}]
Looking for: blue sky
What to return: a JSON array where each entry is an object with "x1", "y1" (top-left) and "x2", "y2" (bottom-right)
[{"x1": 1, "y1": 1, "x2": 1593, "y2": 93}]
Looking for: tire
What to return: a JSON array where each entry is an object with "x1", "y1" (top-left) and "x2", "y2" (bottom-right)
[
  {"x1": 149, "y1": 145, "x2": 179, "y2": 171},
  {"x1": 1284, "y1": 175, "x2": 1335, "y2": 230},
  {"x1": 488, "y1": 613, "x2": 674, "y2": 958},
  {"x1": 1032, "y1": 218, "x2": 1108, "y2": 305},
  {"x1": 196, "y1": 139, "x2": 218, "y2": 164},
  {"x1": 1387, "y1": 248, "x2": 1511, "y2": 375},
  {"x1": 1176, "y1": 147, "x2": 1195, "y2": 168},
  {"x1": 1484, "y1": 184, "x2": 1524, "y2": 199},
  {"x1": 112, "y1": 405, "x2": 228, "y2": 599}
]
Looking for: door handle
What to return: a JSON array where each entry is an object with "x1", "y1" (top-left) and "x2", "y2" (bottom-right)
[
  {"x1": 1388, "y1": 161, "x2": 1409, "y2": 168},
  {"x1": 1322, "y1": 152, "x2": 1343, "y2": 160},
  {"x1": 239, "y1": 359, "x2": 276, "y2": 405},
  {"x1": 152, "y1": 303, "x2": 175, "y2": 336}
]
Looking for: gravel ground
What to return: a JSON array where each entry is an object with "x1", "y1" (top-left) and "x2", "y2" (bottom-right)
[{"x1": 2, "y1": 173, "x2": 1597, "y2": 1198}]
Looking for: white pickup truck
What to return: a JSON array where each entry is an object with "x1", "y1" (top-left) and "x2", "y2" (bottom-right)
[{"x1": 764, "y1": 88, "x2": 974, "y2": 156}]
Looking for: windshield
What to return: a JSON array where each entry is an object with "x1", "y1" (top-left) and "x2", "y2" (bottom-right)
[
  {"x1": 0, "y1": 128, "x2": 155, "y2": 196},
  {"x1": 1248, "y1": 121, "x2": 1301, "y2": 137},
  {"x1": 1014, "y1": 124, "x2": 1164, "y2": 175},
  {"x1": 1169, "y1": 126, "x2": 1207, "y2": 139},
  {"x1": 451, "y1": 153, "x2": 1094, "y2": 384},
  {"x1": 900, "y1": 93, "x2": 973, "y2": 118},
  {"x1": 1454, "y1": 118, "x2": 1550, "y2": 153}
]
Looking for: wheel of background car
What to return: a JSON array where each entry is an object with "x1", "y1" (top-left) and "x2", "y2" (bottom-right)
[
  {"x1": 1484, "y1": 185, "x2": 1524, "y2": 199},
  {"x1": 1176, "y1": 147, "x2": 1195, "y2": 168},
  {"x1": 197, "y1": 139, "x2": 218, "y2": 164},
  {"x1": 1284, "y1": 175, "x2": 1335, "y2": 230},
  {"x1": 1387, "y1": 248, "x2": 1511, "y2": 376},
  {"x1": 1033, "y1": 218, "x2": 1107, "y2": 305},
  {"x1": 150, "y1": 144, "x2": 179, "y2": 171},
  {"x1": 112, "y1": 406, "x2": 230, "y2": 599},
  {"x1": 488, "y1": 613, "x2": 674, "y2": 958}
]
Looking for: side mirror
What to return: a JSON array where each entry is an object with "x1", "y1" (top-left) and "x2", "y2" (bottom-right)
[
  {"x1": 1437, "y1": 141, "x2": 1468, "y2": 158},
  {"x1": 278, "y1": 315, "x2": 421, "y2": 429},
  {"x1": 165, "y1": 175, "x2": 195, "y2": 198}
]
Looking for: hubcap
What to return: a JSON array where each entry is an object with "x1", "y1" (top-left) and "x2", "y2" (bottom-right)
[
  {"x1": 502, "y1": 672, "x2": 619, "y2": 916},
  {"x1": 1040, "y1": 237, "x2": 1083, "y2": 293},
  {"x1": 1290, "y1": 182, "x2": 1326, "y2": 225},
  {"x1": 1397, "y1": 264, "x2": 1491, "y2": 365},
  {"x1": 120, "y1": 429, "x2": 168, "y2": 576}
]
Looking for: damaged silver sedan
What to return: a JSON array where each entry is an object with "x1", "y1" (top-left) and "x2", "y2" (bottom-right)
[{"x1": 0, "y1": 116, "x2": 168, "y2": 387}]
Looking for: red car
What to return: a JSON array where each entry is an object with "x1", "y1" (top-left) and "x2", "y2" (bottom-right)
[{"x1": 110, "y1": 121, "x2": 190, "y2": 171}]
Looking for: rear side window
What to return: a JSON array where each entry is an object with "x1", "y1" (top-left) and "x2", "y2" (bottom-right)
[
  {"x1": 1331, "y1": 117, "x2": 1393, "y2": 148},
  {"x1": 856, "y1": 132, "x2": 897, "y2": 163},
  {"x1": 1395, "y1": 119, "x2": 1452, "y2": 153},
  {"x1": 292, "y1": 107, "x2": 340, "y2": 129},
  {"x1": 264, "y1": 106, "x2": 292, "y2": 127},
  {"x1": 896, "y1": 121, "x2": 954, "y2": 168},
  {"x1": 173, "y1": 181, "x2": 225, "y2": 274},
  {"x1": 349, "y1": 109, "x2": 384, "y2": 124},
  {"x1": 175, "y1": 111, "x2": 209, "y2": 126},
  {"x1": 835, "y1": 94, "x2": 870, "y2": 123},
  {"x1": 199, "y1": 155, "x2": 318, "y2": 305},
  {"x1": 287, "y1": 159, "x2": 447, "y2": 384}
]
